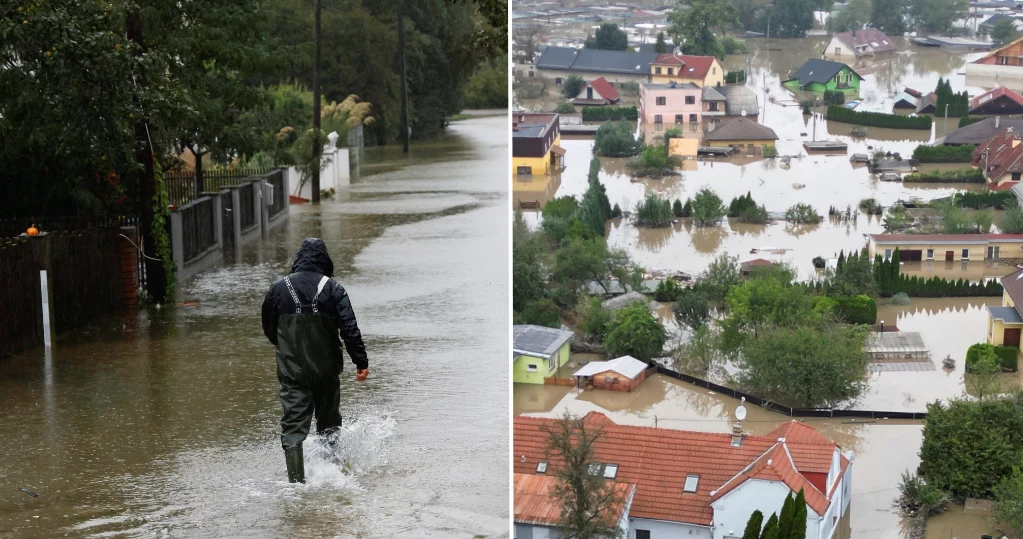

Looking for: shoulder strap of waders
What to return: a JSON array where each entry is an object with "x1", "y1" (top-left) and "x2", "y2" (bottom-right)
[
  {"x1": 284, "y1": 276, "x2": 303, "y2": 312},
  {"x1": 311, "y1": 276, "x2": 329, "y2": 314}
]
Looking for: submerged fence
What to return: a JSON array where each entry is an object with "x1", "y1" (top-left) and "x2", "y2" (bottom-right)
[
  {"x1": 0, "y1": 226, "x2": 122, "y2": 360},
  {"x1": 180, "y1": 197, "x2": 217, "y2": 262},
  {"x1": 653, "y1": 364, "x2": 928, "y2": 420}
]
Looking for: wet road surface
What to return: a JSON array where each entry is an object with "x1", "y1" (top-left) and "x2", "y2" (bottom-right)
[{"x1": 0, "y1": 115, "x2": 509, "y2": 538}]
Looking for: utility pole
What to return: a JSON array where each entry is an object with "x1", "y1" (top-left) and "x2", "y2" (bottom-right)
[
  {"x1": 311, "y1": 0, "x2": 322, "y2": 203},
  {"x1": 944, "y1": 103, "x2": 949, "y2": 133},
  {"x1": 398, "y1": 0, "x2": 410, "y2": 154}
]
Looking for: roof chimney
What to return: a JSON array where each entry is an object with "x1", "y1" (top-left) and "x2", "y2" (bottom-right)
[{"x1": 730, "y1": 424, "x2": 744, "y2": 447}]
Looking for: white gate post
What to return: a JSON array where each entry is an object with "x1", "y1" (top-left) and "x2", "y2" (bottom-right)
[{"x1": 40, "y1": 269, "x2": 51, "y2": 349}]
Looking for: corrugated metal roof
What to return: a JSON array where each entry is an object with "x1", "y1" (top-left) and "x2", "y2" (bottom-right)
[
  {"x1": 513, "y1": 325, "x2": 575, "y2": 359},
  {"x1": 989, "y1": 306, "x2": 1023, "y2": 324},
  {"x1": 573, "y1": 355, "x2": 649, "y2": 379}
]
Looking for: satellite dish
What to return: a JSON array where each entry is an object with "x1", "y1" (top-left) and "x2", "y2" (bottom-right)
[
  {"x1": 736, "y1": 405, "x2": 747, "y2": 421},
  {"x1": 740, "y1": 109, "x2": 748, "y2": 117}
]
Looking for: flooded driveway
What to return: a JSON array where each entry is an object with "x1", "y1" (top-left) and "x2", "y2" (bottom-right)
[{"x1": 0, "y1": 115, "x2": 509, "y2": 538}]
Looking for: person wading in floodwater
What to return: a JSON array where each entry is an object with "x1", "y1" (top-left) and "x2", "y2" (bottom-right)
[{"x1": 261, "y1": 238, "x2": 369, "y2": 483}]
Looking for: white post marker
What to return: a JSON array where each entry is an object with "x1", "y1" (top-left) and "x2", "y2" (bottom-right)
[{"x1": 40, "y1": 270, "x2": 51, "y2": 350}]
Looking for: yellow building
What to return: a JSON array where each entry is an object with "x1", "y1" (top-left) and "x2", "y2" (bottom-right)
[
  {"x1": 988, "y1": 269, "x2": 1023, "y2": 348},
  {"x1": 513, "y1": 113, "x2": 564, "y2": 176},
  {"x1": 867, "y1": 234, "x2": 1023, "y2": 262},
  {"x1": 703, "y1": 117, "x2": 778, "y2": 154},
  {"x1": 649, "y1": 54, "x2": 724, "y2": 87},
  {"x1": 513, "y1": 325, "x2": 574, "y2": 384}
]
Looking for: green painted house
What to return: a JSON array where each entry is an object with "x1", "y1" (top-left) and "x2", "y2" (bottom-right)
[
  {"x1": 513, "y1": 325, "x2": 574, "y2": 384},
  {"x1": 783, "y1": 58, "x2": 863, "y2": 94}
]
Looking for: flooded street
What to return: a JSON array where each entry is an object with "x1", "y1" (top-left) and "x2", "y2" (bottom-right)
[{"x1": 0, "y1": 116, "x2": 509, "y2": 538}]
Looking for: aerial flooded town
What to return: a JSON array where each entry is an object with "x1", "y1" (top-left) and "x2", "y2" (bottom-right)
[{"x1": 513, "y1": 1, "x2": 1023, "y2": 538}]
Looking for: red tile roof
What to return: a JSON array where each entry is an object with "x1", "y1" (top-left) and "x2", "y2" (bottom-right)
[
  {"x1": 513, "y1": 413, "x2": 848, "y2": 526},
  {"x1": 971, "y1": 86, "x2": 1023, "y2": 111},
  {"x1": 834, "y1": 29, "x2": 895, "y2": 55},
  {"x1": 973, "y1": 129, "x2": 1023, "y2": 181},
  {"x1": 590, "y1": 76, "x2": 621, "y2": 102},
  {"x1": 653, "y1": 54, "x2": 717, "y2": 79},
  {"x1": 514, "y1": 472, "x2": 635, "y2": 526}
]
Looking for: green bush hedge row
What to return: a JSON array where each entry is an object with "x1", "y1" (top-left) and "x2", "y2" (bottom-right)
[
  {"x1": 911, "y1": 144, "x2": 975, "y2": 163},
  {"x1": 958, "y1": 116, "x2": 986, "y2": 128},
  {"x1": 934, "y1": 190, "x2": 1016, "y2": 209},
  {"x1": 903, "y1": 168, "x2": 985, "y2": 183},
  {"x1": 873, "y1": 252, "x2": 1004, "y2": 297},
  {"x1": 826, "y1": 104, "x2": 932, "y2": 129},
  {"x1": 582, "y1": 106, "x2": 639, "y2": 121},
  {"x1": 833, "y1": 295, "x2": 877, "y2": 325},
  {"x1": 966, "y1": 342, "x2": 1019, "y2": 372}
]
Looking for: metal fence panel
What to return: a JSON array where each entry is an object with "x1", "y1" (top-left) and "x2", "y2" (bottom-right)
[
  {"x1": 181, "y1": 198, "x2": 216, "y2": 262},
  {"x1": 239, "y1": 183, "x2": 256, "y2": 231}
]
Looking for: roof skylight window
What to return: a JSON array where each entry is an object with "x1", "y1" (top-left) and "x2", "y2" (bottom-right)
[
  {"x1": 537, "y1": 461, "x2": 548, "y2": 474},
  {"x1": 603, "y1": 464, "x2": 619, "y2": 479},
  {"x1": 684, "y1": 474, "x2": 700, "y2": 493}
]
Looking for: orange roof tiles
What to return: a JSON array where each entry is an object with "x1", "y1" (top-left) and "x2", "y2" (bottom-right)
[
  {"x1": 652, "y1": 54, "x2": 717, "y2": 79},
  {"x1": 514, "y1": 413, "x2": 848, "y2": 526},
  {"x1": 514, "y1": 473, "x2": 635, "y2": 526}
]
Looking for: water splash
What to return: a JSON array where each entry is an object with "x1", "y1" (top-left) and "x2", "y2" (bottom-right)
[{"x1": 300, "y1": 413, "x2": 396, "y2": 489}]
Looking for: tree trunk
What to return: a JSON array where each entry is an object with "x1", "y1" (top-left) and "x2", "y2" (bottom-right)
[{"x1": 127, "y1": 2, "x2": 166, "y2": 303}]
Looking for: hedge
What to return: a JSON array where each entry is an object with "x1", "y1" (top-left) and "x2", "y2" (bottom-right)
[
  {"x1": 902, "y1": 168, "x2": 985, "y2": 183},
  {"x1": 873, "y1": 251, "x2": 1004, "y2": 297},
  {"x1": 958, "y1": 116, "x2": 986, "y2": 128},
  {"x1": 582, "y1": 106, "x2": 639, "y2": 121},
  {"x1": 826, "y1": 104, "x2": 932, "y2": 129},
  {"x1": 832, "y1": 295, "x2": 877, "y2": 325},
  {"x1": 911, "y1": 144, "x2": 975, "y2": 163},
  {"x1": 965, "y1": 343, "x2": 1019, "y2": 372},
  {"x1": 823, "y1": 89, "x2": 845, "y2": 106},
  {"x1": 932, "y1": 190, "x2": 1016, "y2": 209},
  {"x1": 725, "y1": 70, "x2": 747, "y2": 84}
]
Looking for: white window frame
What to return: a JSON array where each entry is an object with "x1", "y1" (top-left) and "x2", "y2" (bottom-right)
[
  {"x1": 526, "y1": 364, "x2": 538, "y2": 372},
  {"x1": 962, "y1": 249, "x2": 970, "y2": 260},
  {"x1": 547, "y1": 355, "x2": 556, "y2": 371},
  {"x1": 884, "y1": 248, "x2": 892, "y2": 260},
  {"x1": 684, "y1": 474, "x2": 700, "y2": 493},
  {"x1": 926, "y1": 249, "x2": 934, "y2": 260},
  {"x1": 654, "y1": 114, "x2": 663, "y2": 124}
]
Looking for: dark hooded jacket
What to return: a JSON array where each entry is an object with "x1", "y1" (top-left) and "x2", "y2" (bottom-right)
[{"x1": 261, "y1": 238, "x2": 368, "y2": 371}]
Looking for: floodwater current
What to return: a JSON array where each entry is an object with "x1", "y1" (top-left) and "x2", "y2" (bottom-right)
[{"x1": 0, "y1": 115, "x2": 510, "y2": 538}]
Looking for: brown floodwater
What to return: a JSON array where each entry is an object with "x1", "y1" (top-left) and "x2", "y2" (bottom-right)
[{"x1": 0, "y1": 116, "x2": 510, "y2": 538}]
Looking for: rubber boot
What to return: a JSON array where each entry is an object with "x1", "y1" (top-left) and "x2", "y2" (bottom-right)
[{"x1": 285, "y1": 446, "x2": 305, "y2": 483}]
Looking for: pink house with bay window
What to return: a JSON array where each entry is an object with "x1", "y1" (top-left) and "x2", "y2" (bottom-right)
[{"x1": 639, "y1": 81, "x2": 703, "y2": 127}]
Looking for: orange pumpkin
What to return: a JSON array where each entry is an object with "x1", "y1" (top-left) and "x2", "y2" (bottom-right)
[{"x1": 26, "y1": 225, "x2": 39, "y2": 236}]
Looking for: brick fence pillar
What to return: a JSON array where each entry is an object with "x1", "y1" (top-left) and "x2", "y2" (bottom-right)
[{"x1": 119, "y1": 226, "x2": 140, "y2": 307}]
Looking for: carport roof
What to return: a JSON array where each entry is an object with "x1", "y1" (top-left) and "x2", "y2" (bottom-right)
[{"x1": 989, "y1": 306, "x2": 1023, "y2": 324}]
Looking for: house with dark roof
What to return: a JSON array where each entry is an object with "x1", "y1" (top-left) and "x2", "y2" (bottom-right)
[
  {"x1": 573, "y1": 76, "x2": 622, "y2": 106},
  {"x1": 649, "y1": 53, "x2": 725, "y2": 87},
  {"x1": 938, "y1": 116, "x2": 1023, "y2": 145},
  {"x1": 988, "y1": 267, "x2": 1023, "y2": 349},
  {"x1": 970, "y1": 86, "x2": 1023, "y2": 115},
  {"x1": 783, "y1": 59, "x2": 863, "y2": 94},
  {"x1": 535, "y1": 46, "x2": 659, "y2": 85},
  {"x1": 512, "y1": 324, "x2": 574, "y2": 384},
  {"x1": 512, "y1": 113, "x2": 564, "y2": 177},
  {"x1": 972, "y1": 127, "x2": 1023, "y2": 187},
  {"x1": 514, "y1": 413, "x2": 853, "y2": 539},
  {"x1": 823, "y1": 29, "x2": 896, "y2": 59},
  {"x1": 704, "y1": 117, "x2": 778, "y2": 154}
]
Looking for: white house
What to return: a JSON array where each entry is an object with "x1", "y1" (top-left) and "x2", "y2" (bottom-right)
[
  {"x1": 823, "y1": 29, "x2": 896, "y2": 59},
  {"x1": 513, "y1": 413, "x2": 853, "y2": 539}
]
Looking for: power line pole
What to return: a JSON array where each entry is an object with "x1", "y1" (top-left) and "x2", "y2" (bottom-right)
[
  {"x1": 398, "y1": 0, "x2": 410, "y2": 154},
  {"x1": 311, "y1": 0, "x2": 322, "y2": 203}
]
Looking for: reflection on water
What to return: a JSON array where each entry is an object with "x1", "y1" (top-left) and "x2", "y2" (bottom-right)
[{"x1": 1, "y1": 116, "x2": 510, "y2": 538}]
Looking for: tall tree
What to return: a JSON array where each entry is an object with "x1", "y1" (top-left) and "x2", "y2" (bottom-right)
[
  {"x1": 655, "y1": 31, "x2": 669, "y2": 53},
  {"x1": 515, "y1": 23, "x2": 546, "y2": 61},
  {"x1": 791, "y1": 489, "x2": 808, "y2": 539},
  {"x1": 669, "y1": 0, "x2": 739, "y2": 58},
  {"x1": 585, "y1": 23, "x2": 629, "y2": 51},
  {"x1": 778, "y1": 492, "x2": 796, "y2": 539},
  {"x1": 772, "y1": 0, "x2": 815, "y2": 37},
  {"x1": 828, "y1": 0, "x2": 871, "y2": 33},
  {"x1": 910, "y1": 0, "x2": 968, "y2": 34},
  {"x1": 760, "y1": 513, "x2": 780, "y2": 539},
  {"x1": 992, "y1": 18, "x2": 1021, "y2": 46},
  {"x1": 870, "y1": 0, "x2": 906, "y2": 34},
  {"x1": 742, "y1": 510, "x2": 765, "y2": 539},
  {"x1": 542, "y1": 413, "x2": 627, "y2": 539}
]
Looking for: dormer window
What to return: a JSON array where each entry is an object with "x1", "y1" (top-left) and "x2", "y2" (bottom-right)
[{"x1": 684, "y1": 474, "x2": 700, "y2": 493}]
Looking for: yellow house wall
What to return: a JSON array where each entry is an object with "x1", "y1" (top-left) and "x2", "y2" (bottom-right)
[
  {"x1": 513, "y1": 154, "x2": 551, "y2": 176},
  {"x1": 870, "y1": 242, "x2": 988, "y2": 261},
  {"x1": 992, "y1": 317, "x2": 1007, "y2": 345},
  {"x1": 1005, "y1": 289, "x2": 1015, "y2": 308},
  {"x1": 988, "y1": 241, "x2": 1023, "y2": 260},
  {"x1": 512, "y1": 341, "x2": 572, "y2": 384}
]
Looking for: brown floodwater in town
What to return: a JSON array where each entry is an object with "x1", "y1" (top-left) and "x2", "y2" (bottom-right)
[{"x1": 0, "y1": 116, "x2": 509, "y2": 538}]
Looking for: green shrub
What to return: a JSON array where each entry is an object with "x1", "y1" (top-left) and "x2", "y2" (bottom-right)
[
  {"x1": 635, "y1": 193, "x2": 674, "y2": 227},
  {"x1": 578, "y1": 296, "x2": 613, "y2": 340},
  {"x1": 672, "y1": 199, "x2": 684, "y2": 217},
  {"x1": 581, "y1": 106, "x2": 639, "y2": 121},
  {"x1": 912, "y1": 144, "x2": 975, "y2": 163},
  {"x1": 785, "y1": 203, "x2": 823, "y2": 224},
  {"x1": 524, "y1": 299, "x2": 562, "y2": 328},
  {"x1": 966, "y1": 343, "x2": 1019, "y2": 372},
  {"x1": 611, "y1": 203, "x2": 622, "y2": 218},
  {"x1": 762, "y1": 144, "x2": 778, "y2": 158},
  {"x1": 654, "y1": 279, "x2": 684, "y2": 301},
  {"x1": 945, "y1": 190, "x2": 1016, "y2": 209},
  {"x1": 680, "y1": 198, "x2": 693, "y2": 218},
  {"x1": 691, "y1": 188, "x2": 726, "y2": 226},
  {"x1": 464, "y1": 60, "x2": 508, "y2": 108},
  {"x1": 725, "y1": 70, "x2": 747, "y2": 84},
  {"x1": 738, "y1": 204, "x2": 770, "y2": 224},
  {"x1": 561, "y1": 75, "x2": 585, "y2": 98},
  {"x1": 628, "y1": 144, "x2": 681, "y2": 177},
  {"x1": 594, "y1": 121, "x2": 641, "y2": 157},
  {"x1": 859, "y1": 198, "x2": 882, "y2": 215},
  {"x1": 832, "y1": 295, "x2": 877, "y2": 325},
  {"x1": 604, "y1": 303, "x2": 666, "y2": 361},
  {"x1": 555, "y1": 102, "x2": 576, "y2": 114},
  {"x1": 721, "y1": 35, "x2": 748, "y2": 54},
  {"x1": 959, "y1": 116, "x2": 986, "y2": 128},
  {"x1": 873, "y1": 255, "x2": 1005, "y2": 297},
  {"x1": 823, "y1": 89, "x2": 845, "y2": 105},
  {"x1": 826, "y1": 104, "x2": 932, "y2": 129},
  {"x1": 728, "y1": 192, "x2": 758, "y2": 218},
  {"x1": 934, "y1": 77, "x2": 970, "y2": 118},
  {"x1": 902, "y1": 169, "x2": 985, "y2": 183}
]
